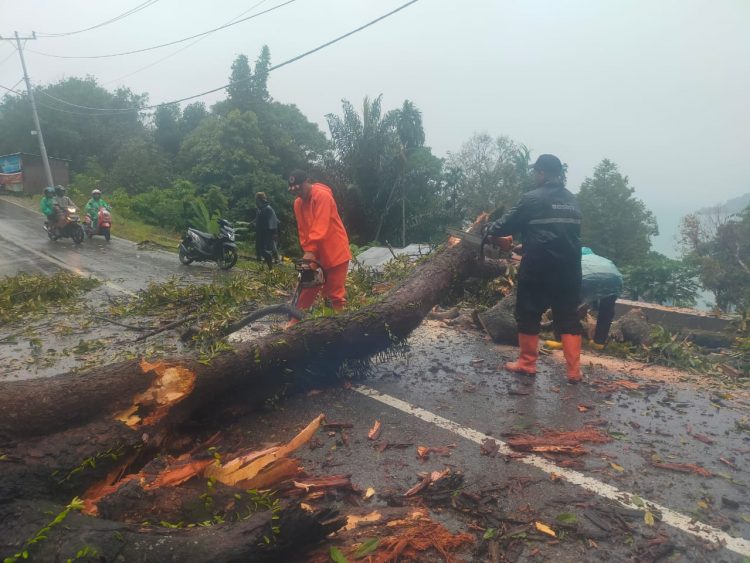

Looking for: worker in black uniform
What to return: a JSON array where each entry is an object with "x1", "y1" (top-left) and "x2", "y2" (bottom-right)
[{"x1": 486, "y1": 154, "x2": 584, "y2": 383}]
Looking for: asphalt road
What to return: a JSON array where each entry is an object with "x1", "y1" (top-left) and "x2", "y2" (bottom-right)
[
  {"x1": 2, "y1": 196, "x2": 749, "y2": 560},
  {"x1": 0, "y1": 197, "x2": 232, "y2": 293},
  {"x1": 233, "y1": 323, "x2": 750, "y2": 561}
]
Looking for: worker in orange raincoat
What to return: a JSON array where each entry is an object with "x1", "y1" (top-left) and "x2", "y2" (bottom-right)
[{"x1": 288, "y1": 170, "x2": 352, "y2": 312}]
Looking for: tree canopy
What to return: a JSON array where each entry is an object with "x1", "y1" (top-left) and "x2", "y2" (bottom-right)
[
  {"x1": 2, "y1": 47, "x2": 731, "y2": 315},
  {"x1": 444, "y1": 133, "x2": 531, "y2": 219},
  {"x1": 680, "y1": 205, "x2": 750, "y2": 313},
  {"x1": 578, "y1": 159, "x2": 658, "y2": 267}
]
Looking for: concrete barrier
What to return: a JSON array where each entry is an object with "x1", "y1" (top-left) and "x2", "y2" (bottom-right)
[{"x1": 614, "y1": 298, "x2": 735, "y2": 333}]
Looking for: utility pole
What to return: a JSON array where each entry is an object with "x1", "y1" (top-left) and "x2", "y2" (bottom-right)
[{"x1": 0, "y1": 32, "x2": 54, "y2": 187}]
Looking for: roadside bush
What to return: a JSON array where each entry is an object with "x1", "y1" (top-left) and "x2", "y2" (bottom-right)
[{"x1": 128, "y1": 180, "x2": 194, "y2": 230}]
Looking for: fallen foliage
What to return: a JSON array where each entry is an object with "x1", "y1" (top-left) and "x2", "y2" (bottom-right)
[
  {"x1": 368, "y1": 420, "x2": 382, "y2": 441},
  {"x1": 416, "y1": 444, "x2": 455, "y2": 461},
  {"x1": 375, "y1": 517, "x2": 474, "y2": 562},
  {"x1": 0, "y1": 271, "x2": 99, "y2": 324},
  {"x1": 650, "y1": 461, "x2": 713, "y2": 477},
  {"x1": 504, "y1": 427, "x2": 611, "y2": 456}
]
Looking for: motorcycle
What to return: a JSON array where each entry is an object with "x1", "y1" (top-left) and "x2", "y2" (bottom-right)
[
  {"x1": 83, "y1": 207, "x2": 112, "y2": 241},
  {"x1": 44, "y1": 205, "x2": 85, "y2": 244},
  {"x1": 178, "y1": 218, "x2": 238, "y2": 270}
]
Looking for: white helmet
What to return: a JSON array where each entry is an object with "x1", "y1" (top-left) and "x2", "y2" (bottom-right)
[{"x1": 92, "y1": 189, "x2": 102, "y2": 197}]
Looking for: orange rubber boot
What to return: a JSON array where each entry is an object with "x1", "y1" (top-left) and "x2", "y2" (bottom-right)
[
  {"x1": 561, "y1": 334, "x2": 582, "y2": 383},
  {"x1": 504, "y1": 333, "x2": 538, "y2": 376}
]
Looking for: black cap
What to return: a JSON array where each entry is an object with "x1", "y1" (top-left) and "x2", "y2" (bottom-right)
[
  {"x1": 288, "y1": 170, "x2": 308, "y2": 187},
  {"x1": 530, "y1": 154, "x2": 563, "y2": 176}
]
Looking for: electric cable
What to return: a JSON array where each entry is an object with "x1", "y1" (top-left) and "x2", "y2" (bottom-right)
[
  {"x1": 27, "y1": 0, "x2": 298, "y2": 59},
  {"x1": 0, "y1": 81, "x2": 22, "y2": 94},
  {"x1": 1, "y1": 0, "x2": 420, "y2": 116},
  {"x1": 0, "y1": 82, "x2": 136, "y2": 116},
  {"x1": 135, "y1": 0, "x2": 420, "y2": 111},
  {"x1": 0, "y1": 78, "x2": 24, "y2": 95},
  {"x1": 0, "y1": 47, "x2": 16, "y2": 67},
  {"x1": 102, "y1": 0, "x2": 270, "y2": 86},
  {"x1": 36, "y1": 87, "x2": 140, "y2": 112},
  {"x1": 35, "y1": 0, "x2": 161, "y2": 37}
]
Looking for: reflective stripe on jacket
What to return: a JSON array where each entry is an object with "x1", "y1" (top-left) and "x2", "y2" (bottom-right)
[{"x1": 489, "y1": 180, "x2": 582, "y2": 279}]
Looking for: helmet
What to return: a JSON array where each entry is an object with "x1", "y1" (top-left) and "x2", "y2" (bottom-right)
[
  {"x1": 91, "y1": 189, "x2": 102, "y2": 197},
  {"x1": 54, "y1": 185, "x2": 65, "y2": 195},
  {"x1": 44, "y1": 186, "x2": 55, "y2": 197}
]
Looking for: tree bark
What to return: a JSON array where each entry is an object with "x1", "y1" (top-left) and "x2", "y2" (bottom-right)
[
  {"x1": 1, "y1": 223, "x2": 497, "y2": 442},
  {"x1": 1, "y1": 499, "x2": 343, "y2": 563},
  {"x1": 0, "y1": 221, "x2": 504, "y2": 561}
]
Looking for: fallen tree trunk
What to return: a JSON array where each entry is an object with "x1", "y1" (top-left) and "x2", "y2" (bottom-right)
[
  {"x1": 1, "y1": 223, "x2": 501, "y2": 442},
  {"x1": 0, "y1": 221, "x2": 505, "y2": 560},
  {"x1": 1, "y1": 499, "x2": 344, "y2": 563}
]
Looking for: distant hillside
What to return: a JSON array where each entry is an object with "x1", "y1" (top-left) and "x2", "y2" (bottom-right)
[{"x1": 697, "y1": 192, "x2": 750, "y2": 215}]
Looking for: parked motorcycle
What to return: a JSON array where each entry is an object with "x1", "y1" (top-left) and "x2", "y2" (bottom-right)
[
  {"x1": 44, "y1": 205, "x2": 85, "y2": 244},
  {"x1": 178, "y1": 218, "x2": 238, "y2": 270},
  {"x1": 83, "y1": 207, "x2": 112, "y2": 241}
]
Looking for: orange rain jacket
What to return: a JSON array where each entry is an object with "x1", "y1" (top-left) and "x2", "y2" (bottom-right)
[{"x1": 293, "y1": 183, "x2": 352, "y2": 269}]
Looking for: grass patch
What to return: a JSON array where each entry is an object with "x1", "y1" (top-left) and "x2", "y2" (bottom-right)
[
  {"x1": 0, "y1": 271, "x2": 100, "y2": 324},
  {"x1": 110, "y1": 210, "x2": 181, "y2": 249}
]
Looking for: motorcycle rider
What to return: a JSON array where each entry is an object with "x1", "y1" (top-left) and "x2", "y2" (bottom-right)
[
  {"x1": 52, "y1": 185, "x2": 76, "y2": 229},
  {"x1": 85, "y1": 188, "x2": 111, "y2": 231},
  {"x1": 40, "y1": 186, "x2": 57, "y2": 227}
]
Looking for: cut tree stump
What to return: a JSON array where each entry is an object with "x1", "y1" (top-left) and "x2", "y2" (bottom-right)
[{"x1": 478, "y1": 291, "x2": 518, "y2": 344}]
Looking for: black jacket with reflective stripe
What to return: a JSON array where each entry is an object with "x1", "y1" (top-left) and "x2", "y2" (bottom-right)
[{"x1": 488, "y1": 181, "x2": 582, "y2": 279}]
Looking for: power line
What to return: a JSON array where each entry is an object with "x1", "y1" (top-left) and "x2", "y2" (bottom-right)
[
  {"x1": 0, "y1": 77, "x2": 24, "y2": 96},
  {"x1": 0, "y1": 81, "x2": 135, "y2": 116},
  {"x1": 35, "y1": 0, "x2": 161, "y2": 38},
  {"x1": 27, "y1": 0, "x2": 298, "y2": 59},
  {"x1": 36, "y1": 87, "x2": 138, "y2": 112},
  {"x1": 102, "y1": 0, "x2": 271, "y2": 86},
  {"x1": 0, "y1": 45, "x2": 16, "y2": 67},
  {"x1": 2, "y1": 0, "x2": 421, "y2": 116},
  {"x1": 143, "y1": 0, "x2": 420, "y2": 111}
]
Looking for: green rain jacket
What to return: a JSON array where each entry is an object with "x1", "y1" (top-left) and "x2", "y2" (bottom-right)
[
  {"x1": 40, "y1": 196, "x2": 55, "y2": 216},
  {"x1": 85, "y1": 198, "x2": 111, "y2": 219}
]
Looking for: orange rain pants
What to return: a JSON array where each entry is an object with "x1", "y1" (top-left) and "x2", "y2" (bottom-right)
[{"x1": 294, "y1": 261, "x2": 350, "y2": 311}]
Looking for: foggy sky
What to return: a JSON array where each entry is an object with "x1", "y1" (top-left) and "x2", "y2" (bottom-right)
[{"x1": 1, "y1": 0, "x2": 748, "y2": 255}]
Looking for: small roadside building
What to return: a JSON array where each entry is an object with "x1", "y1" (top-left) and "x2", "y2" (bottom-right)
[{"x1": 0, "y1": 152, "x2": 70, "y2": 195}]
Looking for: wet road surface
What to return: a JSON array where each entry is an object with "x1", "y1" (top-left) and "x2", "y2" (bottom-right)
[
  {"x1": 3, "y1": 196, "x2": 749, "y2": 560},
  {"x1": 237, "y1": 323, "x2": 750, "y2": 561},
  {"x1": 0, "y1": 197, "x2": 233, "y2": 293}
]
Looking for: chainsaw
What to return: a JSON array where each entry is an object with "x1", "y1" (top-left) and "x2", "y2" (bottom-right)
[
  {"x1": 446, "y1": 227, "x2": 511, "y2": 261},
  {"x1": 290, "y1": 258, "x2": 326, "y2": 308}
]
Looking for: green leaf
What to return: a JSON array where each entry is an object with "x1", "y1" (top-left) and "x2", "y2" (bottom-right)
[
  {"x1": 330, "y1": 546, "x2": 348, "y2": 563},
  {"x1": 631, "y1": 495, "x2": 645, "y2": 508},
  {"x1": 483, "y1": 527, "x2": 497, "y2": 540},
  {"x1": 354, "y1": 537, "x2": 379, "y2": 558},
  {"x1": 644, "y1": 510, "x2": 655, "y2": 526},
  {"x1": 555, "y1": 513, "x2": 577, "y2": 525}
]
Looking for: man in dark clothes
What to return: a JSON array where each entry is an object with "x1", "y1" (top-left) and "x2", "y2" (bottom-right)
[
  {"x1": 487, "y1": 154, "x2": 584, "y2": 382},
  {"x1": 254, "y1": 192, "x2": 279, "y2": 269}
]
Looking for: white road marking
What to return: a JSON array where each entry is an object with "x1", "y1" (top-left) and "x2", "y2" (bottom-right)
[{"x1": 354, "y1": 384, "x2": 750, "y2": 557}]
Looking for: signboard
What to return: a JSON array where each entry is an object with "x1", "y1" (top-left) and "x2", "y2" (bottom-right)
[{"x1": 0, "y1": 154, "x2": 23, "y2": 185}]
